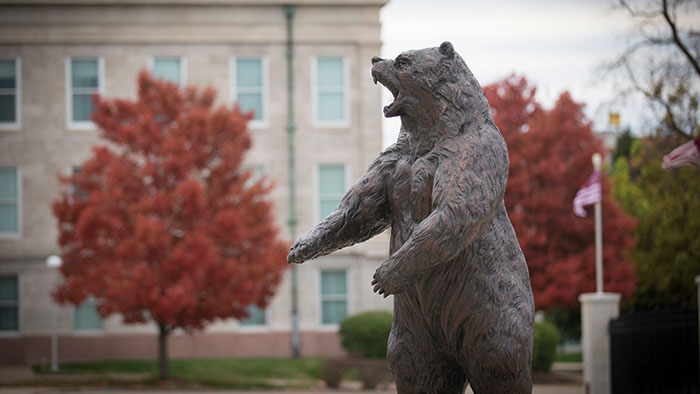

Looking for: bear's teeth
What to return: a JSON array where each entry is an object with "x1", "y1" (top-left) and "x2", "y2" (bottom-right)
[
  {"x1": 373, "y1": 75, "x2": 378, "y2": 85},
  {"x1": 383, "y1": 103, "x2": 394, "y2": 115}
]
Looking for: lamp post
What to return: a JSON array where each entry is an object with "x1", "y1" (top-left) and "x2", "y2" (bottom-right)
[
  {"x1": 592, "y1": 153, "x2": 603, "y2": 294},
  {"x1": 46, "y1": 255, "x2": 62, "y2": 373},
  {"x1": 284, "y1": 4, "x2": 301, "y2": 359}
]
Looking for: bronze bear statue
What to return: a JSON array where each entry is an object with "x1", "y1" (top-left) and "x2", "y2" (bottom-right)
[{"x1": 288, "y1": 42, "x2": 534, "y2": 394}]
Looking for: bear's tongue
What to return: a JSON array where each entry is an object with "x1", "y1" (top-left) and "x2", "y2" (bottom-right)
[
  {"x1": 383, "y1": 93, "x2": 403, "y2": 118},
  {"x1": 374, "y1": 73, "x2": 402, "y2": 117}
]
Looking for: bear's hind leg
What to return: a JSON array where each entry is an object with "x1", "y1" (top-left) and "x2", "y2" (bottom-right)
[
  {"x1": 387, "y1": 329, "x2": 467, "y2": 394},
  {"x1": 464, "y1": 343, "x2": 532, "y2": 394},
  {"x1": 468, "y1": 373, "x2": 531, "y2": 394}
]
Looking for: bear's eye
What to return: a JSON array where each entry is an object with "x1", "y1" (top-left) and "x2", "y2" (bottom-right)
[{"x1": 395, "y1": 57, "x2": 410, "y2": 70}]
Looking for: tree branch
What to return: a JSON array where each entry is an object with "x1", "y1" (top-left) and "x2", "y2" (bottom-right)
[
  {"x1": 616, "y1": 0, "x2": 659, "y2": 18},
  {"x1": 661, "y1": 0, "x2": 700, "y2": 79},
  {"x1": 623, "y1": 61, "x2": 692, "y2": 138}
]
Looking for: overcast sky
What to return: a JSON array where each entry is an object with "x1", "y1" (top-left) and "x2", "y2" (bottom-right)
[{"x1": 378, "y1": 0, "x2": 638, "y2": 147}]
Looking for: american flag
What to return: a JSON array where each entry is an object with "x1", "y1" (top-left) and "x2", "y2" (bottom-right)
[
  {"x1": 662, "y1": 138, "x2": 700, "y2": 170},
  {"x1": 573, "y1": 172, "x2": 601, "y2": 217}
]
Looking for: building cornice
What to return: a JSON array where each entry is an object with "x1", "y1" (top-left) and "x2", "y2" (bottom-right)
[
  {"x1": 0, "y1": 0, "x2": 389, "y2": 5},
  {"x1": 0, "y1": 1, "x2": 385, "y2": 45}
]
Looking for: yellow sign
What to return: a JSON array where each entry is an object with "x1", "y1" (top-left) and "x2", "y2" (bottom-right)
[{"x1": 609, "y1": 113, "x2": 620, "y2": 126}]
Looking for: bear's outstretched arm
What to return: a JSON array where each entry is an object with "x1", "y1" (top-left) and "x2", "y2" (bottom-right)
[
  {"x1": 287, "y1": 146, "x2": 400, "y2": 264},
  {"x1": 372, "y1": 130, "x2": 509, "y2": 296}
]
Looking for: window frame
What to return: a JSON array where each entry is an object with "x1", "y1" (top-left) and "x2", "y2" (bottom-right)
[
  {"x1": 69, "y1": 165, "x2": 88, "y2": 200},
  {"x1": 238, "y1": 304, "x2": 270, "y2": 331},
  {"x1": 230, "y1": 55, "x2": 268, "y2": 129},
  {"x1": 73, "y1": 296, "x2": 103, "y2": 333},
  {"x1": 0, "y1": 167, "x2": 21, "y2": 239},
  {"x1": 318, "y1": 269, "x2": 350, "y2": 329},
  {"x1": 0, "y1": 57, "x2": 21, "y2": 131},
  {"x1": 315, "y1": 163, "x2": 349, "y2": 224},
  {"x1": 149, "y1": 55, "x2": 187, "y2": 87},
  {"x1": 242, "y1": 163, "x2": 266, "y2": 190},
  {"x1": 65, "y1": 56, "x2": 104, "y2": 131},
  {"x1": 311, "y1": 55, "x2": 350, "y2": 129},
  {"x1": 0, "y1": 274, "x2": 20, "y2": 334}
]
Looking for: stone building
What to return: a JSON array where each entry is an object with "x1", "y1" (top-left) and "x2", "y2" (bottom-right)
[{"x1": 0, "y1": 0, "x2": 390, "y2": 365}]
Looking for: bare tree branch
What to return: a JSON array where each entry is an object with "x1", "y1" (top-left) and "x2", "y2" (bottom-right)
[
  {"x1": 605, "y1": 0, "x2": 699, "y2": 137},
  {"x1": 623, "y1": 61, "x2": 692, "y2": 137},
  {"x1": 661, "y1": 0, "x2": 700, "y2": 78},
  {"x1": 616, "y1": 0, "x2": 660, "y2": 18}
]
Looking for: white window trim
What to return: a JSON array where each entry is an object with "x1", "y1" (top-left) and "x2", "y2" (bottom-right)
[
  {"x1": 0, "y1": 57, "x2": 21, "y2": 131},
  {"x1": 314, "y1": 162, "x2": 350, "y2": 224},
  {"x1": 148, "y1": 55, "x2": 187, "y2": 87},
  {"x1": 230, "y1": 55, "x2": 269, "y2": 129},
  {"x1": 65, "y1": 56, "x2": 104, "y2": 131},
  {"x1": 317, "y1": 268, "x2": 351, "y2": 330},
  {"x1": 237, "y1": 305, "x2": 270, "y2": 332},
  {"x1": 311, "y1": 55, "x2": 350, "y2": 129},
  {"x1": 0, "y1": 273, "x2": 21, "y2": 335},
  {"x1": 0, "y1": 167, "x2": 21, "y2": 239}
]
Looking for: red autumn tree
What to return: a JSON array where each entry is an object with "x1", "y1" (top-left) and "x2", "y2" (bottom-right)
[
  {"x1": 52, "y1": 71, "x2": 288, "y2": 379},
  {"x1": 484, "y1": 75, "x2": 637, "y2": 310}
]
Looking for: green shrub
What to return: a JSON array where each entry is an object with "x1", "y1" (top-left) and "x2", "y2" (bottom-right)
[
  {"x1": 339, "y1": 311, "x2": 393, "y2": 359},
  {"x1": 532, "y1": 321, "x2": 560, "y2": 372}
]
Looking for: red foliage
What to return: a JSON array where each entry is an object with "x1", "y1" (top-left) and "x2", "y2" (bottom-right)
[
  {"x1": 52, "y1": 71, "x2": 289, "y2": 330},
  {"x1": 484, "y1": 75, "x2": 637, "y2": 310}
]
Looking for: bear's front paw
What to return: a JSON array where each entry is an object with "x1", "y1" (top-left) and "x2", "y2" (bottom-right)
[
  {"x1": 372, "y1": 262, "x2": 406, "y2": 297},
  {"x1": 287, "y1": 238, "x2": 313, "y2": 264}
]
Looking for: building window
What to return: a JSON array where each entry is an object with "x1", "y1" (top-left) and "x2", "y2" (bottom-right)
[
  {"x1": 152, "y1": 56, "x2": 184, "y2": 86},
  {"x1": 0, "y1": 275, "x2": 19, "y2": 331},
  {"x1": 314, "y1": 56, "x2": 347, "y2": 126},
  {"x1": 0, "y1": 57, "x2": 20, "y2": 130},
  {"x1": 70, "y1": 166, "x2": 88, "y2": 200},
  {"x1": 243, "y1": 164, "x2": 265, "y2": 189},
  {"x1": 0, "y1": 167, "x2": 19, "y2": 236},
  {"x1": 74, "y1": 297, "x2": 102, "y2": 331},
  {"x1": 67, "y1": 57, "x2": 102, "y2": 129},
  {"x1": 240, "y1": 305, "x2": 266, "y2": 327},
  {"x1": 232, "y1": 57, "x2": 266, "y2": 125},
  {"x1": 320, "y1": 270, "x2": 347, "y2": 326},
  {"x1": 318, "y1": 164, "x2": 345, "y2": 221}
]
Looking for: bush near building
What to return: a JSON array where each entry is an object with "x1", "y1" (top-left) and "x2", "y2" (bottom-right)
[
  {"x1": 339, "y1": 311, "x2": 393, "y2": 359},
  {"x1": 533, "y1": 321, "x2": 561, "y2": 372}
]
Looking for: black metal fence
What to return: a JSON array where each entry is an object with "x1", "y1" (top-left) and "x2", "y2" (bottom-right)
[{"x1": 610, "y1": 308, "x2": 699, "y2": 394}]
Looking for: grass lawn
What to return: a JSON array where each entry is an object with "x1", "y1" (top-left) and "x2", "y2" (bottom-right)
[
  {"x1": 554, "y1": 352, "x2": 582, "y2": 363},
  {"x1": 34, "y1": 358, "x2": 322, "y2": 389}
]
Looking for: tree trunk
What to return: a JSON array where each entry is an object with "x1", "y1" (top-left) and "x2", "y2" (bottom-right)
[{"x1": 157, "y1": 323, "x2": 170, "y2": 380}]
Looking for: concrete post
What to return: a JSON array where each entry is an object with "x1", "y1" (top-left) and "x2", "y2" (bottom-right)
[{"x1": 579, "y1": 292, "x2": 620, "y2": 394}]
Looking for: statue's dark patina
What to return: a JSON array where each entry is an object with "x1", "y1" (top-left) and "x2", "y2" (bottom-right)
[{"x1": 288, "y1": 42, "x2": 534, "y2": 394}]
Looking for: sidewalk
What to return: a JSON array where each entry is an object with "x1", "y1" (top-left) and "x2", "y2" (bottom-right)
[
  {"x1": 0, "y1": 366, "x2": 584, "y2": 394},
  {"x1": 0, "y1": 367, "x2": 34, "y2": 385},
  {"x1": 0, "y1": 385, "x2": 583, "y2": 394},
  {"x1": 0, "y1": 387, "x2": 584, "y2": 394}
]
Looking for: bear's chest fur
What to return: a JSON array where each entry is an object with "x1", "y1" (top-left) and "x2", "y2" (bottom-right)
[{"x1": 388, "y1": 154, "x2": 438, "y2": 253}]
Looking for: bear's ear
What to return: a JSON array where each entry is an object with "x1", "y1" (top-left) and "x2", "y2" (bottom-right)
[{"x1": 439, "y1": 41, "x2": 455, "y2": 59}]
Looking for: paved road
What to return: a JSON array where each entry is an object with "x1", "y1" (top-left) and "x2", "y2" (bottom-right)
[{"x1": 0, "y1": 385, "x2": 584, "y2": 394}]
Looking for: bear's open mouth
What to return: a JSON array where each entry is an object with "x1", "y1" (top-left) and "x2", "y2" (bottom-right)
[{"x1": 372, "y1": 70, "x2": 403, "y2": 118}]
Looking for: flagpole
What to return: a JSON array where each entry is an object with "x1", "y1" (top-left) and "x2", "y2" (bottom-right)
[{"x1": 592, "y1": 153, "x2": 603, "y2": 294}]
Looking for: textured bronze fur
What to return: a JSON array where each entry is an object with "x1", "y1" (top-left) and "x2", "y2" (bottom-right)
[{"x1": 288, "y1": 42, "x2": 534, "y2": 394}]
